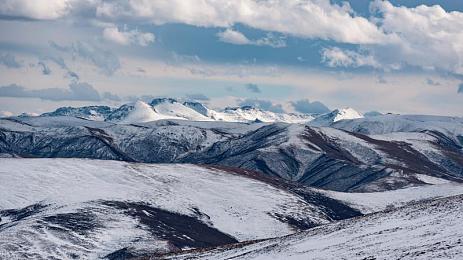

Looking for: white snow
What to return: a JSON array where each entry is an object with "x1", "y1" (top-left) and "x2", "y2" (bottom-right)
[
  {"x1": 319, "y1": 180, "x2": 463, "y2": 214},
  {"x1": 309, "y1": 107, "x2": 364, "y2": 126},
  {"x1": 332, "y1": 114, "x2": 463, "y2": 137},
  {"x1": 151, "y1": 101, "x2": 212, "y2": 121},
  {"x1": 210, "y1": 107, "x2": 314, "y2": 124},
  {"x1": 169, "y1": 195, "x2": 463, "y2": 260},
  {"x1": 0, "y1": 158, "x2": 328, "y2": 240},
  {"x1": 119, "y1": 101, "x2": 181, "y2": 123}
]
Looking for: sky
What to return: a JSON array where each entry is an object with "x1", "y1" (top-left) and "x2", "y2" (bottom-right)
[{"x1": 0, "y1": 0, "x2": 462, "y2": 116}]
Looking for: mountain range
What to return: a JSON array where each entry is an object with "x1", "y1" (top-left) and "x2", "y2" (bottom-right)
[
  {"x1": 1, "y1": 98, "x2": 463, "y2": 259},
  {"x1": 40, "y1": 98, "x2": 360, "y2": 125}
]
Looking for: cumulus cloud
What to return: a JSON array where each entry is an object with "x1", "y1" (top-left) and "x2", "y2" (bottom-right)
[
  {"x1": 0, "y1": 0, "x2": 72, "y2": 20},
  {"x1": 185, "y1": 94, "x2": 209, "y2": 101},
  {"x1": 103, "y1": 25, "x2": 155, "y2": 46},
  {"x1": 324, "y1": 1, "x2": 463, "y2": 76},
  {"x1": 0, "y1": 53, "x2": 22, "y2": 68},
  {"x1": 217, "y1": 29, "x2": 286, "y2": 48},
  {"x1": 290, "y1": 99, "x2": 330, "y2": 114},
  {"x1": 2, "y1": 0, "x2": 383, "y2": 44},
  {"x1": 245, "y1": 83, "x2": 261, "y2": 93},
  {"x1": 369, "y1": 1, "x2": 463, "y2": 74},
  {"x1": 97, "y1": 0, "x2": 383, "y2": 44},
  {"x1": 321, "y1": 47, "x2": 380, "y2": 68},
  {"x1": 0, "y1": 82, "x2": 119, "y2": 101},
  {"x1": 51, "y1": 41, "x2": 120, "y2": 75},
  {"x1": 2, "y1": 0, "x2": 463, "y2": 77},
  {"x1": 217, "y1": 29, "x2": 252, "y2": 45},
  {"x1": 238, "y1": 99, "x2": 284, "y2": 113}
]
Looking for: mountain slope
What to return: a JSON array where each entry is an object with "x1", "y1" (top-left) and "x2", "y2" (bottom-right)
[
  {"x1": 1, "y1": 116, "x2": 462, "y2": 192},
  {"x1": 162, "y1": 194, "x2": 463, "y2": 260},
  {"x1": 0, "y1": 158, "x2": 358, "y2": 259},
  {"x1": 309, "y1": 107, "x2": 363, "y2": 127}
]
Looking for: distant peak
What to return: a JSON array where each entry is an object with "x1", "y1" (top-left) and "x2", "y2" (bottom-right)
[
  {"x1": 149, "y1": 98, "x2": 178, "y2": 106},
  {"x1": 331, "y1": 107, "x2": 363, "y2": 122}
]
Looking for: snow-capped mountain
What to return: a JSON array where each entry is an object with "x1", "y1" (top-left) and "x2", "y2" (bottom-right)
[
  {"x1": 211, "y1": 106, "x2": 314, "y2": 123},
  {"x1": 1, "y1": 114, "x2": 462, "y2": 192},
  {"x1": 37, "y1": 98, "x2": 317, "y2": 124},
  {"x1": 41, "y1": 105, "x2": 114, "y2": 121},
  {"x1": 1, "y1": 111, "x2": 463, "y2": 259},
  {"x1": 309, "y1": 107, "x2": 363, "y2": 126}
]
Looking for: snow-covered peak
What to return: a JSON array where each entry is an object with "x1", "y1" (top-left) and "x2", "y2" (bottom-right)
[
  {"x1": 215, "y1": 106, "x2": 314, "y2": 124},
  {"x1": 149, "y1": 97, "x2": 178, "y2": 106},
  {"x1": 115, "y1": 101, "x2": 179, "y2": 123},
  {"x1": 151, "y1": 99, "x2": 212, "y2": 121},
  {"x1": 309, "y1": 107, "x2": 363, "y2": 126},
  {"x1": 183, "y1": 101, "x2": 211, "y2": 116},
  {"x1": 331, "y1": 107, "x2": 363, "y2": 122},
  {"x1": 41, "y1": 106, "x2": 113, "y2": 121},
  {"x1": 38, "y1": 99, "x2": 356, "y2": 124}
]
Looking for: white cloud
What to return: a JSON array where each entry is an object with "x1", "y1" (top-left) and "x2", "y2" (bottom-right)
[
  {"x1": 321, "y1": 47, "x2": 380, "y2": 68},
  {"x1": 113, "y1": 0, "x2": 384, "y2": 44},
  {"x1": 0, "y1": 0, "x2": 72, "y2": 20},
  {"x1": 324, "y1": 1, "x2": 463, "y2": 75},
  {"x1": 51, "y1": 41, "x2": 120, "y2": 75},
  {"x1": 1, "y1": 0, "x2": 463, "y2": 77},
  {"x1": 217, "y1": 29, "x2": 252, "y2": 45},
  {"x1": 368, "y1": 0, "x2": 463, "y2": 75},
  {"x1": 217, "y1": 29, "x2": 286, "y2": 48},
  {"x1": 103, "y1": 26, "x2": 155, "y2": 46}
]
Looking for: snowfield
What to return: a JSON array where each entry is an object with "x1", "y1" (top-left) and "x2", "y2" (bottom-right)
[
  {"x1": 1, "y1": 158, "x2": 463, "y2": 259},
  {"x1": 164, "y1": 194, "x2": 463, "y2": 260},
  {"x1": 320, "y1": 179, "x2": 463, "y2": 214},
  {"x1": 0, "y1": 158, "x2": 333, "y2": 259}
]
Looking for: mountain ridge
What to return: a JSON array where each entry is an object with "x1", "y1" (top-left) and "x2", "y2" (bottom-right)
[{"x1": 36, "y1": 98, "x2": 361, "y2": 124}]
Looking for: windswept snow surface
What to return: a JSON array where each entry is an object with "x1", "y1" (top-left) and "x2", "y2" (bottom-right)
[
  {"x1": 119, "y1": 101, "x2": 182, "y2": 123},
  {"x1": 165, "y1": 195, "x2": 463, "y2": 260},
  {"x1": 332, "y1": 114, "x2": 463, "y2": 137},
  {"x1": 319, "y1": 179, "x2": 463, "y2": 214},
  {"x1": 0, "y1": 158, "x2": 331, "y2": 259}
]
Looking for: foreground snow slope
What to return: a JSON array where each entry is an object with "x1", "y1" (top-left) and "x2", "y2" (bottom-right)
[
  {"x1": 319, "y1": 178, "x2": 463, "y2": 214},
  {"x1": 164, "y1": 194, "x2": 463, "y2": 260},
  {"x1": 0, "y1": 158, "x2": 338, "y2": 259}
]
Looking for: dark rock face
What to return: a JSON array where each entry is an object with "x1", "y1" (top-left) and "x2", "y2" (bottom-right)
[
  {"x1": 0, "y1": 203, "x2": 48, "y2": 229},
  {"x1": 1, "y1": 117, "x2": 462, "y2": 192},
  {"x1": 102, "y1": 201, "x2": 238, "y2": 249}
]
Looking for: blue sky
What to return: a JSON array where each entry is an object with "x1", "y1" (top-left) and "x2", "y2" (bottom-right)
[{"x1": 0, "y1": 0, "x2": 462, "y2": 116}]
